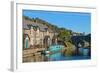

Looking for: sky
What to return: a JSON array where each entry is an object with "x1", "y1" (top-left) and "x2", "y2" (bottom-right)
[{"x1": 23, "y1": 10, "x2": 91, "y2": 34}]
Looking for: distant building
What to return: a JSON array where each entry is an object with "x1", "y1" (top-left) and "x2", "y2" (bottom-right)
[{"x1": 72, "y1": 32, "x2": 84, "y2": 36}]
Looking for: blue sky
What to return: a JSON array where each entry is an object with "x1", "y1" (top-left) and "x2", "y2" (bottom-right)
[{"x1": 23, "y1": 10, "x2": 91, "y2": 34}]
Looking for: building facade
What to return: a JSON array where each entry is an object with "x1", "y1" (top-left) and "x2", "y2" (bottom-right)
[{"x1": 23, "y1": 18, "x2": 58, "y2": 49}]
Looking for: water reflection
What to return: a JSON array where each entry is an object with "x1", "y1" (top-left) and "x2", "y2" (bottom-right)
[{"x1": 23, "y1": 45, "x2": 91, "y2": 62}]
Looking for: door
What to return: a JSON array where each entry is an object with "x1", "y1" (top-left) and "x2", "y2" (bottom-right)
[{"x1": 25, "y1": 35, "x2": 29, "y2": 49}]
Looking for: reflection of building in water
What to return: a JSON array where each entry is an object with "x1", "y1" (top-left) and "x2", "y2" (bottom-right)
[{"x1": 23, "y1": 18, "x2": 58, "y2": 49}]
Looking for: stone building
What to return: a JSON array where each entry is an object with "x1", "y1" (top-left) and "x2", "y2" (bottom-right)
[{"x1": 23, "y1": 18, "x2": 58, "y2": 49}]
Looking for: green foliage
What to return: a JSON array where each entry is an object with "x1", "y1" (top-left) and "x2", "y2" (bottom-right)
[{"x1": 58, "y1": 28, "x2": 72, "y2": 42}]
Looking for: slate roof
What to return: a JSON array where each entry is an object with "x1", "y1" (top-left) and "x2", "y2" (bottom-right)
[{"x1": 23, "y1": 18, "x2": 54, "y2": 32}]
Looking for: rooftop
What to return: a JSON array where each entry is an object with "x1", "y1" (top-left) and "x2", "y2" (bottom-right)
[{"x1": 23, "y1": 18, "x2": 55, "y2": 33}]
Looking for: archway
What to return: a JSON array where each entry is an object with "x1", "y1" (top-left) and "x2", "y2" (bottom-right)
[{"x1": 44, "y1": 36, "x2": 51, "y2": 48}]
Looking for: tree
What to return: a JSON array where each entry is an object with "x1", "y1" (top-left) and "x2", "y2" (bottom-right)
[{"x1": 58, "y1": 28, "x2": 71, "y2": 42}]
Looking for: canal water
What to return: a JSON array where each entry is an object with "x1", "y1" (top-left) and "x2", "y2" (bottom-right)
[
  {"x1": 47, "y1": 45, "x2": 91, "y2": 61},
  {"x1": 23, "y1": 45, "x2": 91, "y2": 62}
]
